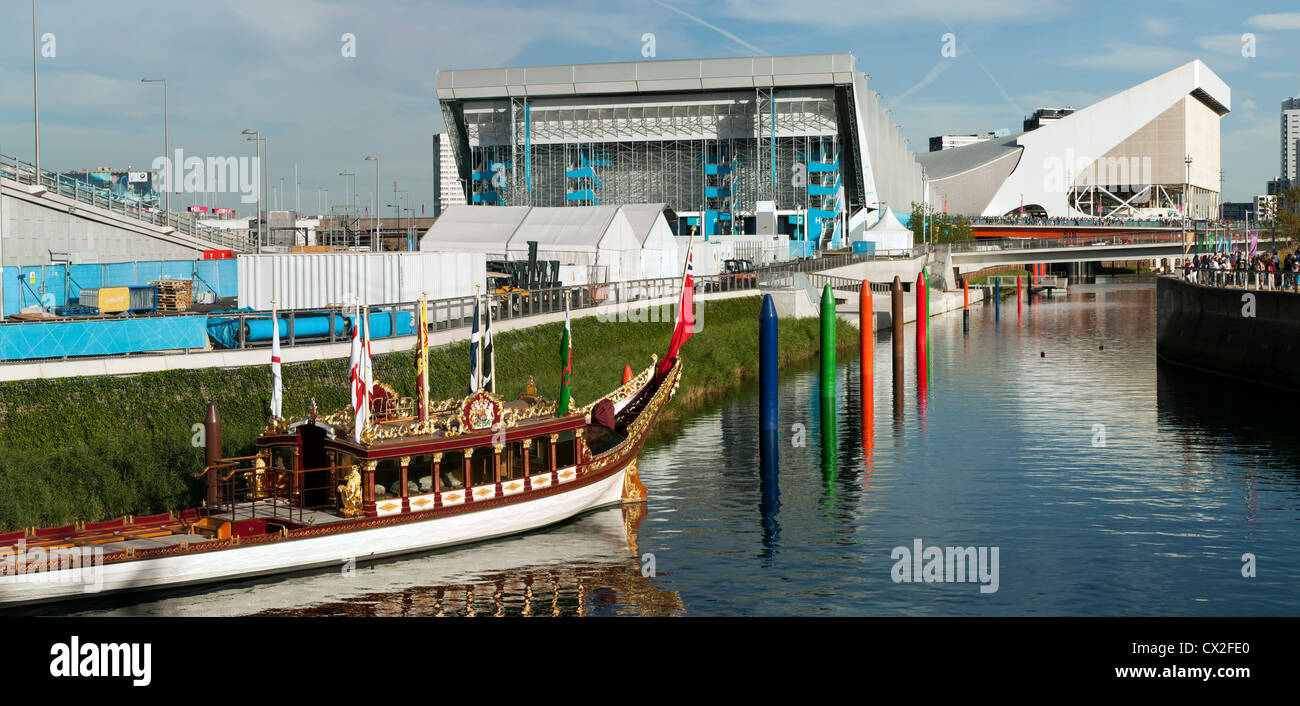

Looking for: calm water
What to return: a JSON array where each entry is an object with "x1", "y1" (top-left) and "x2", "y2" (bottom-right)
[{"x1": 59, "y1": 282, "x2": 1300, "y2": 616}]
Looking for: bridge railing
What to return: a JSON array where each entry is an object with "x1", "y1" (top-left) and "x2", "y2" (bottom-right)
[
  {"x1": 949, "y1": 232, "x2": 1246, "y2": 254},
  {"x1": 1, "y1": 152, "x2": 254, "y2": 253}
]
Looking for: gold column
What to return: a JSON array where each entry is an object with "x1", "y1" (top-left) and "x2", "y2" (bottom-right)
[
  {"x1": 521, "y1": 438, "x2": 532, "y2": 491},
  {"x1": 549, "y1": 433, "x2": 559, "y2": 485},
  {"x1": 400, "y1": 456, "x2": 410, "y2": 498},
  {"x1": 463, "y1": 451, "x2": 474, "y2": 503},
  {"x1": 493, "y1": 444, "x2": 503, "y2": 496},
  {"x1": 363, "y1": 460, "x2": 377, "y2": 515},
  {"x1": 432, "y1": 453, "x2": 443, "y2": 494}
]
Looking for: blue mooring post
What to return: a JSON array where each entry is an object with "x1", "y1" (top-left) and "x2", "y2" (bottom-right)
[
  {"x1": 995, "y1": 278, "x2": 1001, "y2": 322},
  {"x1": 760, "y1": 294, "x2": 780, "y2": 471}
]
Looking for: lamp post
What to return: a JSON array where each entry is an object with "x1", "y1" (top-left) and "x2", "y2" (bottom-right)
[
  {"x1": 243, "y1": 130, "x2": 261, "y2": 252},
  {"x1": 141, "y1": 79, "x2": 168, "y2": 215},
  {"x1": 32, "y1": 0, "x2": 40, "y2": 185},
  {"x1": 339, "y1": 170, "x2": 355, "y2": 248},
  {"x1": 365, "y1": 156, "x2": 378, "y2": 251}
]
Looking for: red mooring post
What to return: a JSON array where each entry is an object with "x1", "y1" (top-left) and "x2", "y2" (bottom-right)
[
  {"x1": 860, "y1": 281, "x2": 873, "y2": 451},
  {"x1": 1017, "y1": 274, "x2": 1023, "y2": 316},
  {"x1": 915, "y1": 271, "x2": 927, "y2": 395}
]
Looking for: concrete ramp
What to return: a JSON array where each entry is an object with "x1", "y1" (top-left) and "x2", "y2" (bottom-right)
[{"x1": 1, "y1": 176, "x2": 251, "y2": 266}]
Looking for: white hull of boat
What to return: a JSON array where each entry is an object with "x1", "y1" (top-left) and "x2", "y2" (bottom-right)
[{"x1": 0, "y1": 466, "x2": 628, "y2": 607}]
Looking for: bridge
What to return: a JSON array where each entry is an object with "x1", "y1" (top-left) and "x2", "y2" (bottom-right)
[
  {"x1": 1, "y1": 152, "x2": 253, "y2": 266},
  {"x1": 947, "y1": 232, "x2": 1242, "y2": 275}
]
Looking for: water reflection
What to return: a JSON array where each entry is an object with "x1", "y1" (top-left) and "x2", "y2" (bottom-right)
[{"x1": 55, "y1": 504, "x2": 683, "y2": 617}]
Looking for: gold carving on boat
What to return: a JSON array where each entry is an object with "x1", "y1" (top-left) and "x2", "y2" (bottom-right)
[
  {"x1": 338, "y1": 466, "x2": 364, "y2": 517},
  {"x1": 622, "y1": 458, "x2": 647, "y2": 503}
]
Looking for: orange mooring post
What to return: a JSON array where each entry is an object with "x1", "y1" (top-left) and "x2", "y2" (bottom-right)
[
  {"x1": 962, "y1": 278, "x2": 970, "y2": 333},
  {"x1": 622, "y1": 365, "x2": 633, "y2": 384},
  {"x1": 860, "y1": 281, "x2": 873, "y2": 450}
]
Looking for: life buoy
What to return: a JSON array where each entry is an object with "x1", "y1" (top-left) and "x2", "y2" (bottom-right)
[{"x1": 588, "y1": 285, "x2": 608, "y2": 302}]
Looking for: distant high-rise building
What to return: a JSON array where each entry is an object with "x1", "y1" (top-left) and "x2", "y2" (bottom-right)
[
  {"x1": 432, "y1": 133, "x2": 465, "y2": 216},
  {"x1": 1023, "y1": 107, "x2": 1075, "y2": 132},
  {"x1": 929, "y1": 132, "x2": 998, "y2": 152},
  {"x1": 1281, "y1": 97, "x2": 1300, "y2": 184}
]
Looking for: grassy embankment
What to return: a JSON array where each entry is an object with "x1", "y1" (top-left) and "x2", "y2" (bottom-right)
[{"x1": 0, "y1": 295, "x2": 858, "y2": 531}]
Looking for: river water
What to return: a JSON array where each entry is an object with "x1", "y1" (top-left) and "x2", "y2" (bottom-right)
[{"x1": 59, "y1": 282, "x2": 1300, "y2": 616}]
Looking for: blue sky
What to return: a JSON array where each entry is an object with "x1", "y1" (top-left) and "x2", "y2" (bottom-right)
[{"x1": 1, "y1": 0, "x2": 1298, "y2": 213}]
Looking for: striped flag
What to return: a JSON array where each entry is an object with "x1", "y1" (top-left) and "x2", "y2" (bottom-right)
[
  {"x1": 482, "y1": 295, "x2": 495, "y2": 393},
  {"x1": 270, "y1": 305, "x2": 282, "y2": 420},
  {"x1": 558, "y1": 299, "x2": 572, "y2": 415},
  {"x1": 417, "y1": 295, "x2": 429, "y2": 420},
  {"x1": 469, "y1": 295, "x2": 481, "y2": 393}
]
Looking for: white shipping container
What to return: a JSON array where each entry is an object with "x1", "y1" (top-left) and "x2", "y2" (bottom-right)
[{"x1": 237, "y1": 251, "x2": 486, "y2": 312}]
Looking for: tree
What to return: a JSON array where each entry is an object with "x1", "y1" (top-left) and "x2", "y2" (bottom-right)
[{"x1": 908, "y1": 201, "x2": 972, "y2": 244}]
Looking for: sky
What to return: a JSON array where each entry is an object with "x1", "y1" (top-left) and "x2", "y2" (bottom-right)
[{"x1": 1, "y1": 0, "x2": 1298, "y2": 214}]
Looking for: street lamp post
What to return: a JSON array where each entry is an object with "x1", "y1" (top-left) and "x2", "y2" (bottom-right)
[
  {"x1": 32, "y1": 0, "x2": 40, "y2": 185},
  {"x1": 243, "y1": 130, "x2": 261, "y2": 252},
  {"x1": 142, "y1": 79, "x2": 168, "y2": 216},
  {"x1": 365, "y1": 156, "x2": 378, "y2": 251},
  {"x1": 339, "y1": 170, "x2": 356, "y2": 248}
]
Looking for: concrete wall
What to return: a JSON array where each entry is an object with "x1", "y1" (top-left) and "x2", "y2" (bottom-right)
[
  {"x1": 1156, "y1": 276, "x2": 1300, "y2": 391},
  {"x1": 1, "y1": 178, "x2": 221, "y2": 266}
]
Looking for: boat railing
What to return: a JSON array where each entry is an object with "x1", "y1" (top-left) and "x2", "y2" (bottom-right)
[{"x1": 194, "y1": 457, "x2": 346, "y2": 524}]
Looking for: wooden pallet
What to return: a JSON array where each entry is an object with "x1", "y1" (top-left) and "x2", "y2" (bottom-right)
[{"x1": 150, "y1": 279, "x2": 193, "y2": 311}]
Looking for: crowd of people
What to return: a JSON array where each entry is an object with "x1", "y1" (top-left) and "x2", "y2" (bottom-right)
[
  {"x1": 1183, "y1": 251, "x2": 1300, "y2": 291},
  {"x1": 969, "y1": 215, "x2": 1236, "y2": 229}
]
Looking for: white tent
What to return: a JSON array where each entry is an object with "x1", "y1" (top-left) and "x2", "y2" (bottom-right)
[
  {"x1": 863, "y1": 206, "x2": 914, "y2": 252},
  {"x1": 619, "y1": 203, "x2": 679, "y2": 280},
  {"x1": 505, "y1": 206, "x2": 643, "y2": 283},
  {"x1": 419, "y1": 205, "x2": 529, "y2": 255}
]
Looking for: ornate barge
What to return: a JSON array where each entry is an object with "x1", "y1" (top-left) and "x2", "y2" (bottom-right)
[{"x1": 0, "y1": 356, "x2": 681, "y2": 607}]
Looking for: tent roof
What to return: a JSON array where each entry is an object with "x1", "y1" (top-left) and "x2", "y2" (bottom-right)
[
  {"x1": 619, "y1": 203, "x2": 671, "y2": 246},
  {"x1": 420, "y1": 205, "x2": 529, "y2": 252},
  {"x1": 867, "y1": 207, "x2": 912, "y2": 234},
  {"x1": 508, "y1": 205, "x2": 638, "y2": 252}
]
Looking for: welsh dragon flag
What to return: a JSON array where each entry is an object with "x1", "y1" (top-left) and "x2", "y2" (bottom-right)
[{"x1": 558, "y1": 299, "x2": 572, "y2": 415}]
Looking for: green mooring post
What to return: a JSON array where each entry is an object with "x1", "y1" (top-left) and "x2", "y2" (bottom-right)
[{"x1": 820, "y1": 285, "x2": 837, "y2": 456}]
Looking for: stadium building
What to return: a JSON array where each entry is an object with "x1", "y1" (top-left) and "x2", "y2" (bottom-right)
[
  {"x1": 919, "y1": 61, "x2": 1230, "y2": 219},
  {"x1": 435, "y1": 54, "x2": 924, "y2": 250}
]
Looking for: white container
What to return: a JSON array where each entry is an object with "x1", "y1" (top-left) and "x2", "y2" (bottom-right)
[{"x1": 237, "y1": 251, "x2": 486, "y2": 311}]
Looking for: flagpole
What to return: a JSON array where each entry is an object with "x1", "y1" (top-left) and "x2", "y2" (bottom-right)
[
  {"x1": 419, "y1": 291, "x2": 429, "y2": 420},
  {"x1": 486, "y1": 288, "x2": 496, "y2": 394},
  {"x1": 474, "y1": 284, "x2": 482, "y2": 392}
]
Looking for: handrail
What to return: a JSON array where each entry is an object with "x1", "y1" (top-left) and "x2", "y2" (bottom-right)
[{"x1": 1, "y1": 151, "x2": 254, "y2": 252}]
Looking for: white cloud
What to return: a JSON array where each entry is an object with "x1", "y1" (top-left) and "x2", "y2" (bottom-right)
[
  {"x1": 716, "y1": 0, "x2": 1069, "y2": 26},
  {"x1": 1197, "y1": 34, "x2": 1249, "y2": 55},
  {"x1": 1063, "y1": 42, "x2": 1192, "y2": 71},
  {"x1": 1140, "y1": 17, "x2": 1176, "y2": 36},
  {"x1": 1246, "y1": 13, "x2": 1300, "y2": 30},
  {"x1": 1242, "y1": 98, "x2": 1258, "y2": 111}
]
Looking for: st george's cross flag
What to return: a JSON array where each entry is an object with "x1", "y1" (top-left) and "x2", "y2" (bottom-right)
[{"x1": 270, "y1": 305, "x2": 283, "y2": 420}]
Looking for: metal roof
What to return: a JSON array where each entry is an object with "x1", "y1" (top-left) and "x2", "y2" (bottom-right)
[
  {"x1": 916, "y1": 134, "x2": 1025, "y2": 181},
  {"x1": 436, "y1": 54, "x2": 861, "y2": 100}
]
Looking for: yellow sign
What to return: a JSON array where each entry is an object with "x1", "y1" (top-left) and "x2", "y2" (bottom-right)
[{"x1": 96, "y1": 287, "x2": 130, "y2": 313}]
